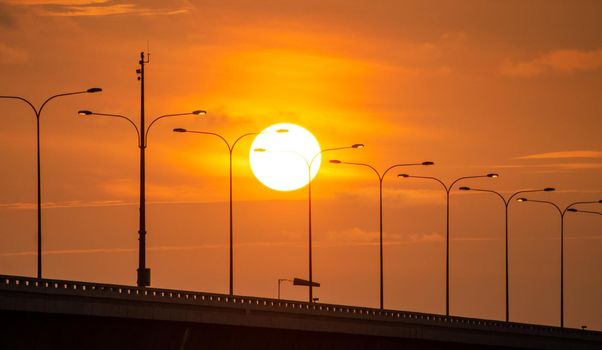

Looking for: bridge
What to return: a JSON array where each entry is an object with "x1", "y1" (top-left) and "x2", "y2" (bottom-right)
[{"x1": 0, "y1": 274, "x2": 600, "y2": 349}]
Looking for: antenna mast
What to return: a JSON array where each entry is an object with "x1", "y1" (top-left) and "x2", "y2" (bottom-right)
[{"x1": 136, "y1": 51, "x2": 151, "y2": 287}]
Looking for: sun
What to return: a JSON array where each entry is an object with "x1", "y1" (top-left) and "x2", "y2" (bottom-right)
[{"x1": 249, "y1": 123, "x2": 321, "y2": 191}]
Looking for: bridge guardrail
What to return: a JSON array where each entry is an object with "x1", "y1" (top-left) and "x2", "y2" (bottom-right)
[{"x1": 1, "y1": 274, "x2": 599, "y2": 341}]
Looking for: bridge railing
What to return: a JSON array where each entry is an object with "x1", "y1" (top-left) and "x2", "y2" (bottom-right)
[{"x1": 0, "y1": 274, "x2": 597, "y2": 339}]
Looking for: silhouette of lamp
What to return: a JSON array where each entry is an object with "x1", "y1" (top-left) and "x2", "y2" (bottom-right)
[
  {"x1": 278, "y1": 278, "x2": 293, "y2": 299},
  {"x1": 397, "y1": 172, "x2": 498, "y2": 316},
  {"x1": 254, "y1": 143, "x2": 364, "y2": 303},
  {"x1": 78, "y1": 109, "x2": 205, "y2": 287},
  {"x1": 0, "y1": 87, "x2": 102, "y2": 279},
  {"x1": 516, "y1": 198, "x2": 601, "y2": 328},
  {"x1": 457, "y1": 186, "x2": 555, "y2": 322},
  {"x1": 173, "y1": 127, "x2": 288, "y2": 295},
  {"x1": 330, "y1": 160, "x2": 434, "y2": 309}
]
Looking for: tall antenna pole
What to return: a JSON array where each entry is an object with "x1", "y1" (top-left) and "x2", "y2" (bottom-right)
[{"x1": 137, "y1": 51, "x2": 151, "y2": 287}]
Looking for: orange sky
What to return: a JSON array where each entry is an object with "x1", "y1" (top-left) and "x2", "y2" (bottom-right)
[{"x1": 0, "y1": 0, "x2": 601, "y2": 330}]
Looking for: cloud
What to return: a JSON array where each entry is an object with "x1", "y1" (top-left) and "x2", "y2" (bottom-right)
[
  {"x1": 0, "y1": 241, "x2": 301, "y2": 257},
  {"x1": 0, "y1": 199, "x2": 131, "y2": 210},
  {"x1": 317, "y1": 227, "x2": 444, "y2": 247},
  {"x1": 6, "y1": 0, "x2": 109, "y2": 5},
  {"x1": 6, "y1": 0, "x2": 193, "y2": 17},
  {"x1": 0, "y1": 3, "x2": 17, "y2": 28},
  {"x1": 501, "y1": 48, "x2": 602, "y2": 77},
  {"x1": 0, "y1": 43, "x2": 28, "y2": 64},
  {"x1": 517, "y1": 150, "x2": 602, "y2": 160},
  {"x1": 335, "y1": 187, "x2": 447, "y2": 207}
]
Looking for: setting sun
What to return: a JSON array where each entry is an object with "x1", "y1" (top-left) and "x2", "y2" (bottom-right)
[{"x1": 249, "y1": 123, "x2": 321, "y2": 191}]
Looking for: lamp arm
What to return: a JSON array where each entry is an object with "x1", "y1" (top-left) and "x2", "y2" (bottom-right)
[
  {"x1": 38, "y1": 91, "x2": 88, "y2": 117},
  {"x1": 145, "y1": 113, "x2": 195, "y2": 145},
  {"x1": 0, "y1": 95, "x2": 38, "y2": 116}
]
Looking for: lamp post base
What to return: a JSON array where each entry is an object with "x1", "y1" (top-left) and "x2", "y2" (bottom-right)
[{"x1": 137, "y1": 268, "x2": 151, "y2": 287}]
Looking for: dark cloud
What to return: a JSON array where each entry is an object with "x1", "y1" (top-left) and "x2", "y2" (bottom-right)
[{"x1": 0, "y1": 4, "x2": 17, "y2": 28}]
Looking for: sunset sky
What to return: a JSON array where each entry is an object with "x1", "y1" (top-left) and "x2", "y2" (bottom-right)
[{"x1": 0, "y1": 0, "x2": 601, "y2": 330}]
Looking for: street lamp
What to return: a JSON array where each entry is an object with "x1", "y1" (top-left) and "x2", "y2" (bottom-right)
[
  {"x1": 0, "y1": 87, "x2": 102, "y2": 279},
  {"x1": 457, "y1": 186, "x2": 555, "y2": 322},
  {"x1": 397, "y1": 173, "x2": 498, "y2": 316},
  {"x1": 173, "y1": 128, "x2": 289, "y2": 295},
  {"x1": 278, "y1": 278, "x2": 293, "y2": 299},
  {"x1": 568, "y1": 208, "x2": 602, "y2": 216},
  {"x1": 330, "y1": 160, "x2": 434, "y2": 309},
  {"x1": 255, "y1": 144, "x2": 364, "y2": 302},
  {"x1": 78, "y1": 109, "x2": 205, "y2": 287},
  {"x1": 516, "y1": 198, "x2": 601, "y2": 327}
]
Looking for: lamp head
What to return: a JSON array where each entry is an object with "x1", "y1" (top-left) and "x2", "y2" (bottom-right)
[
  {"x1": 517, "y1": 197, "x2": 528, "y2": 202},
  {"x1": 78, "y1": 110, "x2": 92, "y2": 116},
  {"x1": 459, "y1": 186, "x2": 470, "y2": 191},
  {"x1": 330, "y1": 160, "x2": 341, "y2": 164},
  {"x1": 276, "y1": 129, "x2": 289, "y2": 133},
  {"x1": 398, "y1": 174, "x2": 409, "y2": 178},
  {"x1": 192, "y1": 110, "x2": 207, "y2": 115},
  {"x1": 544, "y1": 187, "x2": 556, "y2": 192},
  {"x1": 352, "y1": 143, "x2": 365, "y2": 149},
  {"x1": 487, "y1": 173, "x2": 499, "y2": 178},
  {"x1": 173, "y1": 128, "x2": 187, "y2": 133},
  {"x1": 422, "y1": 161, "x2": 434, "y2": 166},
  {"x1": 254, "y1": 148, "x2": 267, "y2": 152},
  {"x1": 86, "y1": 88, "x2": 102, "y2": 93}
]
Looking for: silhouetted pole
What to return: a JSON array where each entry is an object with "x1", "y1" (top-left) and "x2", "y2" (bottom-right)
[
  {"x1": 330, "y1": 160, "x2": 434, "y2": 309},
  {"x1": 0, "y1": 87, "x2": 102, "y2": 279},
  {"x1": 173, "y1": 129, "x2": 288, "y2": 295},
  {"x1": 458, "y1": 187, "x2": 555, "y2": 322},
  {"x1": 516, "y1": 198, "x2": 601, "y2": 327},
  {"x1": 398, "y1": 173, "x2": 498, "y2": 316},
  {"x1": 79, "y1": 54, "x2": 204, "y2": 288},
  {"x1": 305, "y1": 145, "x2": 363, "y2": 302},
  {"x1": 255, "y1": 145, "x2": 364, "y2": 302},
  {"x1": 138, "y1": 52, "x2": 149, "y2": 287}
]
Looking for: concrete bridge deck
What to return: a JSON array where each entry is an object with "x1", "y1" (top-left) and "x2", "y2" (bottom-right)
[{"x1": 0, "y1": 274, "x2": 600, "y2": 349}]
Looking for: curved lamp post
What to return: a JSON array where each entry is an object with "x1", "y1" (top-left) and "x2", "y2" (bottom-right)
[
  {"x1": 397, "y1": 173, "x2": 498, "y2": 316},
  {"x1": 255, "y1": 144, "x2": 364, "y2": 302},
  {"x1": 0, "y1": 88, "x2": 102, "y2": 279},
  {"x1": 78, "y1": 109, "x2": 206, "y2": 287},
  {"x1": 330, "y1": 160, "x2": 434, "y2": 309},
  {"x1": 173, "y1": 128, "x2": 289, "y2": 295},
  {"x1": 516, "y1": 198, "x2": 601, "y2": 327},
  {"x1": 457, "y1": 187, "x2": 555, "y2": 322}
]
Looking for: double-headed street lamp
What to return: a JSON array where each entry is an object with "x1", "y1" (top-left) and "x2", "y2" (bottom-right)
[
  {"x1": 516, "y1": 198, "x2": 602, "y2": 328},
  {"x1": 256, "y1": 144, "x2": 364, "y2": 302},
  {"x1": 397, "y1": 173, "x2": 498, "y2": 316},
  {"x1": 78, "y1": 109, "x2": 206, "y2": 287},
  {"x1": 330, "y1": 160, "x2": 434, "y2": 309},
  {"x1": 0, "y1": 88, "x2": 102, "y2": 279},
  {"x1": 172, "y1": 128, "x2": 289, "y2": 295},
  {"x1": 457, "y1": 187, "x2": 555, "y2": 322}
]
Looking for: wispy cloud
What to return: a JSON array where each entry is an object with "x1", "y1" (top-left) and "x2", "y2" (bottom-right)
[
  {"x1": 0, "y1": 241, "x2": 306, "y2": 257},
  {"x1": 517, "y1": 150, "x2": 602, "y2": 160},
  {"x1": 317, "y1": 227, "x2": 445, "y2": 247},
  {"x1": 0, "y1": 200, "x2": 131, "y2": 210},
  {"x1": 7, "y1": 0, "x2": 193, "y2": 17},
  {"x1": 501, "y1": 48, "x2": 602, "y2": 77}
]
